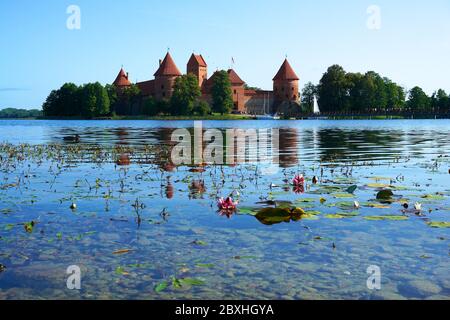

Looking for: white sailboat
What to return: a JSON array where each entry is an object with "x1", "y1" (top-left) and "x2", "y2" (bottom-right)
[
  {"x1": 313, "y1": 95, "x2": 320, "y2": 114},
  {"x1": 256, "y1": 92, "x2": 280, "y2": 120},
  {"x1": 308, "y1": 95, "x2": 328, "y2": 120}
]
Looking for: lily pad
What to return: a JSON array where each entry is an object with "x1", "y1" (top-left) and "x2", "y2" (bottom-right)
[
  {"x1": 346, "y1": 185, "x2": 358, "y2": 194},
  {"x1": 364, "y1": 215, "x2": 408, "y2": 221},
  {"x1": 325, "y1": 211, "x2": 359, "y2": 219},
  {"x1": 178, "y1": 278, "x2": 205, "y2": 286},
  {"x1": 332, "y1": 193, "x2": 355, "y2": 199},
  {"x1": 254, "y1": 207, "x2": 305, "y2": 225},
  {"x1": 237, "y1": 207, "x2": 258, "y2": 216},
  {"x1": 367, "y1": 183, "x2": 390, "y2": 188},
  {"x1": 154, "y1": 281, "x2": 168, "y2": 293},
  {"x1": 426, "y1": 221, "x2": 450, "y2": 228},
  {"x1": 363, "y1": 202, "x2": 391, "y2": 209},
  {"x1": 196, "y1": 263, "x2": 214, "y2": 268},
  {"x1": 115, "y1": 266, "x2": 129, "y2": 275},
  {"x1": 376, "y1": 189, "x2": 394, "y2": 200},
  {"x1": 295, "y1": 198, "x2": 316, "y2": 203},
  {"x1": 421, "y1": 194, "x2": 445, "y2": 201}
]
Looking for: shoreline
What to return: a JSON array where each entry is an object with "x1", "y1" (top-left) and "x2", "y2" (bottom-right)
[{"x1": 0, "y1": 114, "x2": 449, "y2": 121}]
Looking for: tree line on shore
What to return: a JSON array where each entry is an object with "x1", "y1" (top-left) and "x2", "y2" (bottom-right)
[
  {"x1": 301, "y1": 65, "x2": 450, "y2": 114},
  {"x1": 43, "y1": 71, "x2": 234, "y2": 118},
  {"x1": 42, "y1": 64, "x2": 450, "y2": 118},
  {"x1": 0, "y1": 108, "x2": 42, "y2": 119}
]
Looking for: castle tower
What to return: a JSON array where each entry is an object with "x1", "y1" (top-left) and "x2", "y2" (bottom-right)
[
  {"x1": 187, "y1": 54, "x2": 208, "y2": 88},
  {"x1": 113, "y1": 68, "x2": 132, "y2": 89},
  {"x1": 273, "y1": 59, "x2": 300, "y2": 105},
  {"x1": 154, "y1": 52, "x2": 182, "y2": 100}
]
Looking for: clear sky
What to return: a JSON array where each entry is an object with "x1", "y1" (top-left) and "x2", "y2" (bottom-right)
[{"x1": 1, "y1": 0, "x2": 450, "y2": 109}]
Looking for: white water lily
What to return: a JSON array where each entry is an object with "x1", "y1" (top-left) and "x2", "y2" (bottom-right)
[
  {"x1": 70, "y1": 203, "x2": 77, "y2": 210},
  {"x1": 414, "y1": 202, "x2": 422, "y2": 211},
  {"x1": 354, "y1": 201, "x2": 360, "y2": 209},
  {"x1": 230, "y1": 190, "x2": 240, "y2": 198}
]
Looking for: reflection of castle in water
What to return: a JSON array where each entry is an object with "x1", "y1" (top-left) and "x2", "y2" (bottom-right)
[
  {"x1": 278, "y1": 128, "x2": 299, "y2": 168},
  {"x1": 62, "y1": 126, "x2": 408, "y2": 169}
]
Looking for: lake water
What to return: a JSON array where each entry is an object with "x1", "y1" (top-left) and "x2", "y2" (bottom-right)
[{"x1": 0, "y1": 119, "x2": 449, "y2": 300}]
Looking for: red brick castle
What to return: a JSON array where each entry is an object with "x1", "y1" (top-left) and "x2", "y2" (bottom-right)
[{"x1": 113, "y1": 52, "x2": 300, "y2": 115}]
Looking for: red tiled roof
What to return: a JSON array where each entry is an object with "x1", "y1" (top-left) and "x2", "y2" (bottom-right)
[
  {"x1": 154, "y1": 52, "x2": 182, "y2": 77},
  {"x1": 136, "y1": 80, "x2": 155, "y2": 96},
  {"x1": 273, "y1": 59, "x2": 299, "y2": 81},
  {"x1": 188, "y1": 54, "x2": 207, "y2": 67},
  {"x1": 113, "y1": 68, "x2": 132, "y2": 87},
  {"x1": 227, "y1": 69, "x2": 245, "y2": 85},
  {"x1": 205, "y1": 69, "x2": 245, "y2": 89}
]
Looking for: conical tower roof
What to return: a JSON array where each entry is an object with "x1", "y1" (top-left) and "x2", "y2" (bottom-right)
[
  {"x1": 273, "y1": 59, "x2": 299, "y2": 81},
  {"x1": 154, "y1": 52, "x2": 182, "y2": 77},
  {"x1": 113, "y1": 68, "x2": 131, "y2": 87}
]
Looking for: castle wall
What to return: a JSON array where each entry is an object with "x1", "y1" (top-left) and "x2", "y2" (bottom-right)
[
  {"x1": 244, "y1": 91, "x2": 275, "y2": 114},
  {"x1": 154, "y1": 75, "x2": 179, "y2": 100}
]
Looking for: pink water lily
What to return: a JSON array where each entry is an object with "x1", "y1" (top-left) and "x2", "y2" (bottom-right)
[
  {"x1": 292, "y1": 174, "x2": 305, "y2": 186},
  {"x1": 217, "y1": 197, "x2": 238, "y2": 211}
]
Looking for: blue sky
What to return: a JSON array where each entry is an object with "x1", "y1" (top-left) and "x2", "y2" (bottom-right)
[{"x1": 1, "y1": 0, "x2": 450, "y2": 109}]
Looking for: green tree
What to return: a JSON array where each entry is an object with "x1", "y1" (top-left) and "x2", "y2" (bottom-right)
[
  {"x1": 346, "y1": 72, "x2": 365, "y2": 112},
  {"x1": 59, "y1": 83, "x2": 80, "y2": 116},
  {"x1": 105, "y1": 84, "x2": 118, "y2": 113},
  {"x1": 318, "y1": 65, "x2": 350, "y2": 113},
  {"x1": 0, "y1": 108, "x2": 42, "y2": 118},
  {"x1": 431, "y1": 89, "x2": 449, "y2": 113},
  {"x1": 193, "y1": 100, "x2": 211, "y2": 116},
  {"x1": 170, "y1": 74, "x2": 201, "y2": 115},
  {"x1": 384, "y1": 78, "x2": 405, "y2": 110},
  {"x1": 367, "y1": 72, "x2": 387, "y2": 111},
  {"x1": 80, "y1": 82, "x2": 110, "y2": 118},
  {"x1": 121, "y1": 84, "x2": 141, "y2": 115},
  {"x1": 42, "y1": 90, "x2": 60, "y2": 116},
  {"x1": 300, "y1": 82, "x2": 318, "y2": 113},
  {"x1": 211, "y1": 70, "x2": 233, "y2": 114},
  {"x1": 407, "y1": 86, "x2": 431, "y2": 112}
]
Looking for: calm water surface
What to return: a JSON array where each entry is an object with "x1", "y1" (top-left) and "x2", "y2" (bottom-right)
[{"x1": 0, "y1": 119, "x2": 449, "y2": 299}]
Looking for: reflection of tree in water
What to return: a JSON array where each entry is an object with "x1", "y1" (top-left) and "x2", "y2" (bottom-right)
[{"x1": 316, "y1": 129, "x2": 404, "y2": 163}]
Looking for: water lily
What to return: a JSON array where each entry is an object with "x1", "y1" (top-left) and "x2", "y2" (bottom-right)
[
  {"x1": 293, "y1": 184, "x2": 305, "y2": 194},
  {"x1": 414, "y1": 202, "x2": 422, "y2": 211},
  {"x1": 292, "y1": 174, "x2": 305, "y2": 186},
  {"x1": 354, "y1": 201, "x2": 360, "y2": 209},
  {"x1": 312, "y1": 176, "x2": 318, "y2": 184},
  {"x1": 217, "y1": 197, "x2": 238, "y2": 211}
]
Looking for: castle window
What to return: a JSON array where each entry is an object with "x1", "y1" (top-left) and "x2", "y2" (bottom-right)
[
  {"x1": 162, "y1": 92, "x2": 166, "y2": 97},
  {"x1": 161, "y1": 85, "x2": 164, "y2": 89},
  {"x1": 286, "y1": 94, "x2": 288, "y2": 98},
  {"x1": 234, "y1": 89, "x2": 237, "y2": 94},
  {"x1": 292, "y1": 87, "x2": 294, "y2": 91}
]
